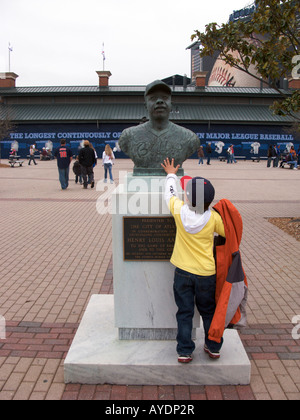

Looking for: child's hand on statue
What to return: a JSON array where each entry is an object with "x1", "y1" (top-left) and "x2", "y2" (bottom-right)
[{"x1": 161, "y1": 158, "x2": 180, "y2": 175}]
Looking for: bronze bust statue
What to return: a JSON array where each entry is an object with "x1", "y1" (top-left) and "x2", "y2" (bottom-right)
[{"x1": 119, "y1": 80, "x2": 200, "y2": 176}]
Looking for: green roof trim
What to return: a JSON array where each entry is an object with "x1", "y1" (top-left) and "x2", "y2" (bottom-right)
[
  {"x1": 0, "y1": 85, "x2": 289, "y2": 96},
  {"x1": 0, "y1": 103, "x2": 295, "y2": 124}
]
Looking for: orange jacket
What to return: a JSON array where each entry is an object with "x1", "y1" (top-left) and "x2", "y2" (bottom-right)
[{"x1": 208, "y1": 199, "x2": 248, "y2": 343}]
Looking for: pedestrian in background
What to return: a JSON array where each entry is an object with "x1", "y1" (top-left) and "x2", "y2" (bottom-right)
[
  {"x1": 54, "y1": 139, "x2": 73, "y2": 189},
  {"x1": 274, "y1": 144, "x2": 281, "y2": 167},
  {"x1": 267, "y1": 144, "x2": 276, "y2": 167},
  {"x1": 231, "y1": 144, "x2": 237, "y2": 163},
  {"x1": 28, "y1": 144, "x2": 38, "y2": 166},
  {"x1": 197, "y1": 146, "x2": 204, "y2": 165},
  {"x1": 102, "y1": 144, "x2": 115, "y2": 184},
  {"x1": 288, "y1": 146, "x2": 298, "y2": 170},
  {"x1": 73, "y1": 156, "x2": 82, "y2": 184},
  {"x1": 227, "y1": 145, "x2": 233, "y2": 164},
  {"x1": 206, "y1": 143, "x2": 212, "y2": 165},
  {"x1": 79, "y1": 140, "x2": 97, "y2": 188}
]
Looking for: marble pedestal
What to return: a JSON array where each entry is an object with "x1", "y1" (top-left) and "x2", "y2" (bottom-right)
[
  {"x1": 112, "y1": 173, "x2": 199, "y2": 339},
  {"x1": 64, "y1": 295, "x2": 251, "y2": 385},
  {"x1": 64, "y1": 172, "x2": 251, "y2": 385}
]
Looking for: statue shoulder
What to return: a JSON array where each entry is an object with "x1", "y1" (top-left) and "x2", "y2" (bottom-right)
[
  {"x1": 119, "y1": 127, "x2": 134, "y2": 151},
  {"x1": 120, "y1": 124, "x2": 148, "y2": 138},
  {"x1": 169, "y1": 122, "x2": 200, "y2": 144},
  {"x1": 119, "y1": 126, "x2": 132, "y2": 140}
]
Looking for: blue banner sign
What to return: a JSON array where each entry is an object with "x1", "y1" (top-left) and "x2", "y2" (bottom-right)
[{"x1": 1, "y1": 122, "x2": 298, "y2": 159}]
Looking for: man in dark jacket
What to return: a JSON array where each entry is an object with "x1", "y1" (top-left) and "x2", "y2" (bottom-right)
[
  {"x1": 54, "y1": 139, "x2": 73, "y2": 190},
  {"x1": 78, "y1": 140, "x2": 97, "y2": 188},
  {"x1": 206, "y1": 143, "x2": 212, "y2": 165}
]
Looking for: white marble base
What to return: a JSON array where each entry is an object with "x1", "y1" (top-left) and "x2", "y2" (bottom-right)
[
  {"x1": 64, "y1": 295, "x2": 251, "y2": 385},
  {"x1": 111, "y1": 173, "x2": 200, "y2": 335}
]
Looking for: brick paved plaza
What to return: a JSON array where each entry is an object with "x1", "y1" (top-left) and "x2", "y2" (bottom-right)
[{"x1": 0, "y1": 157, "x2": 299, "y2": 400}]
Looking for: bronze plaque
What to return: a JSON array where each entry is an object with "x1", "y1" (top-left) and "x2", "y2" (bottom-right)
[{"x1": 123, "y1": 217, "x2": 176, "y2": 261}]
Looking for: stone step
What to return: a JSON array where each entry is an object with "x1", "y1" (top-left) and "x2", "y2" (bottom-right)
[{"x1": 64, "y1": 295, "x2": 251, "y2": 386}]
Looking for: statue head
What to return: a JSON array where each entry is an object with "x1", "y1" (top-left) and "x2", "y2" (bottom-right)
[
  {"x1": 118, "y1": 79, "x2": 200, "y2": 176},
  {"x1": 144, "y1": 80, "x2": 172, "y2": 123},
  {"x1": 144, "y1": 80, "x2": 172, "y2": 97}
]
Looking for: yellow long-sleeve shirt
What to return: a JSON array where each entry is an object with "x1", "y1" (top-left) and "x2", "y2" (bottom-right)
[{"x1": 168, "y1": 193, "x2": 225, "y2": 276}]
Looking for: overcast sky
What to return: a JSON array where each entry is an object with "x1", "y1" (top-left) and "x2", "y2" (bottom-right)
[{"x1": 0, "y1": 0, "x2": 250, "y2": 87}]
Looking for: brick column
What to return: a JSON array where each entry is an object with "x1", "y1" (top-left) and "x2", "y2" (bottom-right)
[
  {"x1": 96, "y1": 71, "x2": 112, "y2": 87},
  {"x1": 193, "y1": 71, "x2": 208, "y2": 88},
  {"x1": 0, "y1": 72, "x2": 18, "y2": 87}
]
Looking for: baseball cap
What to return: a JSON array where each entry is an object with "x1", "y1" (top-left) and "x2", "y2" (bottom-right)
[
  {"x1": 144, "y1": 80, "x2": 172, "y2": 97},
  {"x1": 180, "y1": 175, "x2": 215, "y2": 209}
]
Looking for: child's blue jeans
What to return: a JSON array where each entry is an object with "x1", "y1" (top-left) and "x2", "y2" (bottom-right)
[{"x1": 173, "y1": 267, "x2": 223, "y2": 355}]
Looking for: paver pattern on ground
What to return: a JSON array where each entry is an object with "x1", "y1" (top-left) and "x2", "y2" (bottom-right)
[{"x1": 0, "y1": 158, "x2": 299, "y2": 400}]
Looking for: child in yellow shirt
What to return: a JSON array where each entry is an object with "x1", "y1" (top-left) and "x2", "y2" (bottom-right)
[{"x1": 161, "y1": 158, "x2": 225, "y2": 362}]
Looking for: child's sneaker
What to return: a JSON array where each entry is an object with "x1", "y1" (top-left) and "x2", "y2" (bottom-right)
[
  {"x1": 178, "y1": 354, "x2": 193, "y2": 363},
  {"x1": 204, "y1": 344, "x2": 220, "y2": 359}
]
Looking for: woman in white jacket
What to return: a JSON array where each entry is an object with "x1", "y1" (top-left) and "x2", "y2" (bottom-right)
[{"x1": 102, "y1": 144, "x2": 115, "y2": 183}]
